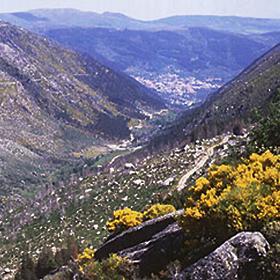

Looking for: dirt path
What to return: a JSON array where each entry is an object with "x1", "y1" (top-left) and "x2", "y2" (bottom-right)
[{"x1": 176, "y1": 135, "x2": 230, "y2": 191}]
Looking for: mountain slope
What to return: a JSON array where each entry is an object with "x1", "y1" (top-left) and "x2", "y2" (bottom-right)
[
  {"x1": 148, "y1": 43, "x2": 280, "y2": 150},
  {"x1": 0, "y1": 21, "x2": 165, "y2": 192},
  {"x1": 45, "y1": 27, "x2": 272, "y2": 77},
  {"x1": 1, "y1": 9, "x2": 279, "y2": 106},
  {"x1": 44, "y1": 27, "x2": 278, "y2": 105}
]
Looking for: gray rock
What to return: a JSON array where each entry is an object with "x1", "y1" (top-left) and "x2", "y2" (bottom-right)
[
  {"x1": 42, "y1": 266, "x2": 76, "y2": 280},
  {"x1": 119, "y1": 222, "x2": 185, "y2": 275},
  {"x1": 95, "y1": 210, "x2": 184, "y2": 275},
  {"x1": 182, "y1": 232, "x2": 270, "y2": 280}
]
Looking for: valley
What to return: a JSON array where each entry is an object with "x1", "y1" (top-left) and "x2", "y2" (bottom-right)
[
  {"x1": 0, "y1": 20, "x2": 167, "y2": 195},
  {"x1": 0, "y1": 7, "x2": 278, "y2": 280},
  {"x1": 133, "y1": 73, "x2": 222, "y2": 107},
  {"x1": 1, "y1": 10, "x2": 280, "y2": 107},
  {"x1": 43, "y1": 26, "x2": 278, "y2": 107}
]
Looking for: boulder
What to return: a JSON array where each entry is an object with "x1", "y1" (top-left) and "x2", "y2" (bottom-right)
[
  {"x1": 119, "y1": 222, "x2": 185, "y2": 275},
  {"x1": 96, "y1": 211, "x2": 270, "y2": 279},
  {"x1": 182, "y1": 232, "x2": 270, "y2": 280},
  {"x1": 95, "y1": 210, "x2": 184, "y2": 275}
]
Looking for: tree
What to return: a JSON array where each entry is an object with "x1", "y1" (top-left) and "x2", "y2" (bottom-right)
[{"x1": 250, "y1": 90, "x2": 280, "y2": 150}]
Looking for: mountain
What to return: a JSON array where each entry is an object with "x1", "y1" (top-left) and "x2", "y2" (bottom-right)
[
  {"x1": 1, "y1": 9, "x2": 279, "y2": 106},
  {"x1": 45, "y1": 27, "x2": 272, "y2": 77},
  {"x1": 43, "y1": 27, "x2": 278, "y2": 106},
  {"x1": 0, "y1": 9, "x2": 162, "y2": 32},
  {"x1": 147, "y1": 43, "x2": 280, "y2": 150},
  {"x1": 0, "y1": 40, "x2": 279, "y2": 278},
  {"x1": 1, "y1": 9, "x2": 280, "y2": 34},
  {"x1": 0, "y1": 21, "x2": 165, "y2": 192},
  {"x1": 152, "y1": 15, "x2": 280, "y2": 34}
]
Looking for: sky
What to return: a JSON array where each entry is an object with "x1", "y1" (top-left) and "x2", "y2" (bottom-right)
[{"x1": 0, "y1": 0, "x2": 280, "y2": 20}]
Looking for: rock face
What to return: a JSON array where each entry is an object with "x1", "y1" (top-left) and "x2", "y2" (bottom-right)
[
  {"x1": 95, "y1": 210, "x2": 185, "y2": 275},
  {"x1": 182, "y1": 232, "x2": 270, "y2": 280},
  {"x1": 95, "y1": 210, "x2": 270, "y2": 279}
]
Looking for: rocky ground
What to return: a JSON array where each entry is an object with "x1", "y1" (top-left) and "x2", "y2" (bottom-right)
[{"x1": 0, "y1": 132, "x2": 249, "y2": 277}]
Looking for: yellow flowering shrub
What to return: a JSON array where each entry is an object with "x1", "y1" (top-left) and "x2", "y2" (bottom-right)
[
  {"x1": 107, "y1": 204, "x2": 177, "y2": 234},
  {"x1": 257, "y1": 190, "x2": 280, "y2": 220},
  {"x1": 77, "y1": 247, "x2": 95, "y2": 271},
  {"x1": 180, "y1": 150, "x2": 280, "y2": 241},
  {"x1": 143, "y1": 204, "x2": 176, "y2": 220},
  {"x1": 106, "y1": 208, "x2": 143, "y2": 233}
]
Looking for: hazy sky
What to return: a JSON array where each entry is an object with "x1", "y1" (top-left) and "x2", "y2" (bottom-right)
[{"x1": 0, "y1": 0, "x2": 280, "y2": 20}]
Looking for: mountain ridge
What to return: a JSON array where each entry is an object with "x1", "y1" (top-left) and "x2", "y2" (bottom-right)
[
  {"x1": 131, "y1": 43, "x2": 280, "y2": 154},
  {"x1": 0, "y1": 20, "x2": 165, "y2": 192},
  {"x1": 1, "y1": 9, "x2": 280, "y2": 33}
]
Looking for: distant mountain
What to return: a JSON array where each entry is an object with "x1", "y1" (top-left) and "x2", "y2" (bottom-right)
[
  {"x1": 0, "y1": 9, "x2": 162, "y2": 32},
  {"x1": 45, "y1": 27, "x2": 271, "y2": 77},
  {"x1": 44, "y1": 26, "x2": 278, "y2": 105},
  {"x1": 148, "y1": 43, "x2": 280, "y2": 150},
  {"x1": 1, "y1": 9, "x2": 280, "y2": 34},
  {"x1": 0, "y1": 21, "x2": 164, "y2": 191},
  {"x1": 1, "y1": 9, "x2": 279, "y2": 106},
  {"x1": 152, "y1": 15, "x2": 280, "y2": 34}
]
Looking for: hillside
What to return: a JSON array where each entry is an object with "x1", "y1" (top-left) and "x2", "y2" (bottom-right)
[
  {"x1": 147, "y1": 43, "x2": 280, "y2": 151},
  {"x1": 0, "y1": 21, "x2": 165, "y2": 193},
  {"x1": 0, "y1": 44, "x2": 279, "y2": 279},
  {"x1": 43, "y1": 27, "x2": 279, "y2": 106},
  {"x1": 1, "y1": 10, "x2": 279, "y2": 106}
]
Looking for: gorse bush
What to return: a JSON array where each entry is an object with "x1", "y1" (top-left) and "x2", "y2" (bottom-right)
[
  {"x1": 106, "y1": 204, "x2": 176, "y2": 233},
  {"x1": 180, "y1": 150, "x2": 280, "y2": 244},
  {"x1": 77, "y1": 248, "x2": 136, "y2": 280},
  {"x1": 106, "y1": 207, "x2": 144, "y2": 233},
  {"x1": 77, "y1": 247, "x2": 95, "y2": 271},
  {"x1": 143, "y1": 204, "x2": 176, "y2": 221}
]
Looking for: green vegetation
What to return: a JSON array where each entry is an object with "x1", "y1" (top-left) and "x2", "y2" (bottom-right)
[
  {"x1": 15, "y1": 236, "x2": 78, "y2": 280},
  {"x1": 179, "y1": 151, "x2": 279, "y2": 255},
  {"x1": 249, "y1": 89, "x2": 280, "y2": 152},
  {"x1": 78, "y1": 252, "x2": 136, "y2": 280}
]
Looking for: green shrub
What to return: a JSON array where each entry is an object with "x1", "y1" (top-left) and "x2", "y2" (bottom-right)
[
  {"x1": 249, "y1": 89, "x2": 280, "y2": 152},
  {"x1": 179, "y1": 151, "x2": 280, "y2": 258},
  {"x1": 36, "y1": 247, "x2": 58, "y2": 279},
  {"x1": 15, "y1": 254, "x2": 37, "y2": 280},
  {"x1": 81, "y1": 254, "x2": 137, "y2": 280},
  {"x1": 256, "y1": 221, "x2": 280, "y2": 280}
]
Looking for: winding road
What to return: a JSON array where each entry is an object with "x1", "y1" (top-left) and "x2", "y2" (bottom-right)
[{"x1": 176, "y1": 135, "x2": 230, "y2": 192}]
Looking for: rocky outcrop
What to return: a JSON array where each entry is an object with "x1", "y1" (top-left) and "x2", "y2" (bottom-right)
[
  {"x1": 182, "y1": 232, "x2": 270, "y2": 280},
  {"x1": 95, "y1": 209, "x2": 270, "y2": 279},
  {"x1": 95, "y1": 210, "x2": 185, "y2": 275},
  {"x1": 119, "y1": 222, "x2": 184, "y2": 275}
]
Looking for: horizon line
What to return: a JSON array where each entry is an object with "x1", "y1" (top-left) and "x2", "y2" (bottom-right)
[{"x1": 0, "y1": 7, "x2": 280, "y2": 21}]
